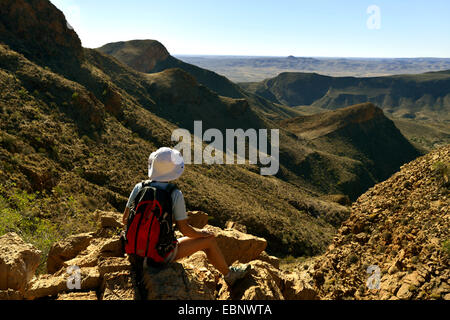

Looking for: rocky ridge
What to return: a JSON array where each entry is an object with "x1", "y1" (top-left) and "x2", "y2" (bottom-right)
[
  {"x1": 0, "y1": 0, "x2": 83, "y2": 72},
  {"x1": 0, "y1": 211, "x2": 317, "y2": 300},
  {"x1": 309, "y1": 145, "x2": 449, "y2": 300}
]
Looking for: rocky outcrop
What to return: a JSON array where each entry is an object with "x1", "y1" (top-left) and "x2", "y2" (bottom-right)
[
  {"x1": 100, "y1": 270, "x2": 135, "y2": 300},
  {"x1": 231, "y1": 260, "x2": 318, "y2": 300},
  {"x1": 144, "y1": 253, "x2": 217, "y2": 300},
  {"x1": 0, "y1": 210, "x2": 317, "y2": 300},
  {"x1": 204, "y1": 225, "x2": 267, "y2": 265},
  {"x1": 97, "y1": 40, "x2": 170, "y2": 74},
  {"x1": 144, "y1": 252, "x2": 317, "y2": 301},
  {"x1": 0, "y1": 0, "x2": 83, "y2": 69},
  {"x1": 311, "y1": 145, "x2": 450, "y2": 300},
  {"x1": 0, "y1": 233, "x2": 41, "y2": 296},
  {"x1": 187, "y1": 211, "x2": 209, "y2": 229},
  {"x1": 47, "y1": 233, "x2": 94, "y2": 273}
]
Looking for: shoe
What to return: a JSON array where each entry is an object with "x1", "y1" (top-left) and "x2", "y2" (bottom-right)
[{"x1": 224, "y1": 264, "x2": 251, "y2": 286}]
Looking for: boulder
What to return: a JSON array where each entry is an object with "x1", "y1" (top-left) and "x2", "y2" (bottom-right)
[
  {"x1": 226, "y1": 260, "x2": 318, "y2": 300},
  {"x1": 47, "y1": 233, "x2": 94, "y2": 273},
  {"x1": 204, "y1": 225, "x2": 267, "y2": 265},
  {"x1": 0, "y1": 233, "x2": 41, "y2": 293},
  {"x1": 225, "y1": 221, "x2": 247, "y2": 233},
  {"x1": 396, "y1": 283, "x2": 414, "y2": 300},
  {"x1": 24, "y1": 267, "x2": 101, "y2": 300},
  {"x1": 24, "y1": 273, "x2": 66, "y2": 300},
  {"x1": 101, "y1": 271, "x2": 135, "y2": 300},
  {"x1": 187, "y1": 211, "x2": 209, "y2": 229},
  {"x1": 99, "y1": 237, "x2": 124, "y2": 257},
  {"x1": 180, "y1": 252, "x2": 220, "y2": 294},
  {"x1": 143, "y1": 261, "x2": 216, "y2": 300},
  {"x1": 10, "y1": 209, "x2": 309, "y2": 301},
  {"x1": 257, "y1": 251, "x2": 280, "y2": 269},
  {"x1": 62, "y1": 239, "x2": 104, "y2": 269},
  {"x1": 62, "y1": 236, "x2": 123, "y2": 269},
  {"x1": 230, "y1": 260, "x2": 285, "y2": 300},
  {"x1": 282, "y1": 272, "x2": 318, "y2": 300},
  {"x1": 96, "y1": 211, "x2": 123, "y2": 229},
  {"x1": 79, "y1": 267, "x2": 101, "y2": 291},
  {"x1": 98, "y1": 257, "x2": 132, "y2": 277}
]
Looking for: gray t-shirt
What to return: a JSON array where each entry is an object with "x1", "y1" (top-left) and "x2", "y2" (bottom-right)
[{"x1": 126, "y1": 181, "x2": 188, "y2": 221}]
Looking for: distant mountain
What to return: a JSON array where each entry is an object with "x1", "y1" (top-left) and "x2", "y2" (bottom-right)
[
  {"x1": 97, "y1": 40, "x2": 244, "y2": 99},
  {"x1": 240, "y1": 71, "x2": 450, "y2": 121},
  {"x1": 177, "y1": 55, "x2": 450, "y2": 82},
  {"x1": 280, "y1": 103, "x2": 421, "y2": 200}
]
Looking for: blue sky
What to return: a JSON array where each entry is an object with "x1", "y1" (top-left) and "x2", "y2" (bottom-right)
[{"x1": 50, "y1": 0, "x2": 450, "y2": 58}]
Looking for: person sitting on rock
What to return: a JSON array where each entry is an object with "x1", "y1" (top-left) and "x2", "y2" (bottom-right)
[{"x1": 122, "y1": 147, "x2": 250, "y2": 287}]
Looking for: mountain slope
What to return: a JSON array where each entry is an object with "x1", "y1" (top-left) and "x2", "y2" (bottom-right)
[
  {"x1": 1, "y1": 41, "x2": 349, "y2": 260},
  {"x1": 311, "y1": 145, "x2": 449, "y2": 300},
  {"x1": 280, "y1": 103, "x2": 421, "y2": 200},
  {"x1": 0, "y1": 0, "x2": 424, "y2": 266},
  {"x1": 0, "y1": 0, "x2": 354, "y2": 261},
  {"x1": 96, "y1": 40, "x2": 422, "y2": 201},
  {"x1": 97, "y1": 40, "x2": 244, "y2": 99}
]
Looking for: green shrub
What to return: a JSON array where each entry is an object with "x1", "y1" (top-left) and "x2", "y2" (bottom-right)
[
  {"x1": 432, "y1": 161, "x2": 449, "y2": 186},
  {"x1": 348, "y1": 254, "x2": 359, "y2": 265},
  {"x1": 71, "y1": 92, "x2": 79, "y2": 100},
  {"x1": 0, "y1": 189, "x2": 61, "y2": 274},
  {"x1": 382, "y1": 231, "x2": 392, "y2": 243},
  {"x1": 442, "y1": 240, "x2": 450, "y2": 257},
  {"x1": 18, "y1": 88, "x2": 28, "y2": 98},
  {"x1": 0, "y1": 184, "x2": 96, "y2": 274},
  {"x1": 0, "y1": 134, "x2": 18, "y2": 153}
]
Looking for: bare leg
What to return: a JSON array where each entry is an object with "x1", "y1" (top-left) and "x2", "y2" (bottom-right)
[{"x1": 174, "y1": 236, "x2": 229, "y2": 275}]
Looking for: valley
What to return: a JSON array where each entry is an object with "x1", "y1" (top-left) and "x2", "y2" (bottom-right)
[{"x1": 0, "y1": 0, "x2": 448, "y2": 301}]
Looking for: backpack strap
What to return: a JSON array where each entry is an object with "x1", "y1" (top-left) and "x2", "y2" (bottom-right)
[
  {"x1": 141, "y1": 180, "x2": 152, "y2": 188},
  {"x1": 163, "y1": 183, "x2": 178, "y2": 195},
  {"x1": 132, "y1": 181, "x2": 177, "y2": 210},
  {"x1": 161, "y1": 183, "x2": 177, "y2": 215}
]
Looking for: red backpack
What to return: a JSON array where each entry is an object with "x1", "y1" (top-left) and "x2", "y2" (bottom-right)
[{"x1": 124, "y1": 182, "x2": 178, "y2": 263}]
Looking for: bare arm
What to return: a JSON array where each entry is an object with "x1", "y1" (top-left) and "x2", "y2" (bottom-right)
[
  {"x1": 176, "y1": 219, "x2": 214, "y2": 239},
  {"x1": 122, "y1": 207, "x2": 130, "y2": 226}
]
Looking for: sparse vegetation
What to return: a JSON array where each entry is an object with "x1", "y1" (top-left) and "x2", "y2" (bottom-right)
[
  {"x1": 432, "y1": 161, "x2": 449, "y2": 187},
  {"x1": 71, "y1": 92, "x2": 79, "y2": 100},
  {"x1": 442, "y1": 240, "x2": 450, "y2": 257},
  {"x1": 348, "y1": 254, "x2": 359, "y2": 265},
  {"x1": 0, "y1": 182, "x2": 98, "y2": 273},
  {"x1": 0, "y1": 185, "x2": 60, "y2": 273}
]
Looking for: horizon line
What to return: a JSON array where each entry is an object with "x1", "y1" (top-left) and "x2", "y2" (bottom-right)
[{"x1": 172, "y1": 54, "x2": 450, "y2": 59}]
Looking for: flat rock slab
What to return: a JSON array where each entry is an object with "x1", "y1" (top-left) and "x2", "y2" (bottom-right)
[{"x1": 205, "y1": 225, "x2": 267, "y2": 265}]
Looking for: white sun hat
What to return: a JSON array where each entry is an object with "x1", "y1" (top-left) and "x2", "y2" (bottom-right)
[{"x1": 148, "y1": 147, "x2": 185, "y2": 182}]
